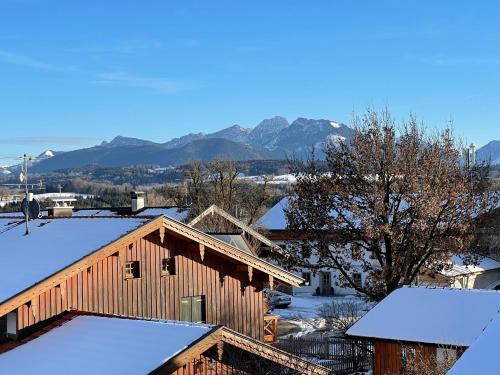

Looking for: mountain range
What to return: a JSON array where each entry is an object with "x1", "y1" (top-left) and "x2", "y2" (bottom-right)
[
  {"x1": 5, "y1": 117, "x2": 498, "y2": 173},
  {"x1": 29, "y1": 117, "x2": 353, "y2": 172}
]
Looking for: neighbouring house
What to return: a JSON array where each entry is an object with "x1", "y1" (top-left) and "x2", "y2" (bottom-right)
[
  {"x1": 418, "y1": 254, "x2": 500, "y2": 290},
  {"x1": 255, "y1": 197, "x2": 368, "y2": 296},
  {"x1": 346, "y1": 286, "x2": 500, "y2": 375},
  {"x1": 0, "y1": 211, "x2": 305, "y2": 347},
  {"x1": 187, "y1": 204, "x2": 282, "y2": 257},
  {"x1": 0, "y1": 312, "x2": 328, "y2": 374},
  {"x1": 256, "y1": 197, "x2": 500, "y2": 296}
]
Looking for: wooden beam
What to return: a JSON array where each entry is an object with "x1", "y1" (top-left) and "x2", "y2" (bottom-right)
[
  {"x1": 187, "y1": 204, "x2": 283, "y2": 255},
  {"x1": 219, "y1": 327, "x2": 330, "y2": 375},
  {"x1": 163, "y1": 217, "x2": 303, "y2": 287},
  {"x1": 150, "y1": 327, "x2": 222, "y2": 375}
]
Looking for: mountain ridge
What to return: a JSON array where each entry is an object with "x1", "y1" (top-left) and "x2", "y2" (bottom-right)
[{"x1": 21, "y1": 116, "x2": 499, "y2": 172}]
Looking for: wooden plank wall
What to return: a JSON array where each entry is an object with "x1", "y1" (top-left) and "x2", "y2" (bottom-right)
[
  {"x1": 374, "y1": 341, "x2": 438, "y2": 375},
  {"x1": 374, "y1": 341, "x2": 401, "y2": 375},
  {"x1": 16, "y1": 231, "x2": 264, "y2": 340}
]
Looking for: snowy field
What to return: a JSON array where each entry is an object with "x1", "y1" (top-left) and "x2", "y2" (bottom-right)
[{"x1": 273, "y1": 294, "x2": 372, "y2": 338}]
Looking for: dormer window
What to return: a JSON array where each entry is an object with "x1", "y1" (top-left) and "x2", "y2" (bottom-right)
[{"x1": 124, "y1": 261, "x2": 140, "y2": 279}]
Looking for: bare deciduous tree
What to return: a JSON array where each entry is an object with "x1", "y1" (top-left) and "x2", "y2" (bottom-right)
[
  {"x1": 285, "y1": 108, "x2": 495, "y2": 300},
  {"x1": 184, "y1": 160, "x2": 272, "y2": 230},
  {"x1": 318, "y1": 299, "x2": 365, "y2": 333}
]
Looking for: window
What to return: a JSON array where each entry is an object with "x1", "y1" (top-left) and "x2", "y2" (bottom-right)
[
  {"x1": 0, "y1": 312, "x2": 17, "y2": 342},
  {"x1": 124, "y1": 261, "x2": 140, "y2": 279},
  {"x1": 180, "y1": 296, "x2": 206, "y2": 323},
  {"x1": 301, "y1": 272, "x2": 311, "y2": 286},
  {"x1": 161, "y1": 258, "x2": 176, "y2": 276},
  {"x1": 352, "y1": 272, "x2": 362, "y2": 288}
]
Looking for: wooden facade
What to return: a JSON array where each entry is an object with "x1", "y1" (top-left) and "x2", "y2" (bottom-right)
[
  {"x1": 373, "y1": 340, "x2": 465, "y2": 375},
  {"x1": 14, "y1": 229, "x2": 268, "y2": 340}
]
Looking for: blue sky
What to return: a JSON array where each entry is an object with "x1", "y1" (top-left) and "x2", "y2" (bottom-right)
[{"x1": 0, "y1": 1, "x2": 499, "y2": 163}]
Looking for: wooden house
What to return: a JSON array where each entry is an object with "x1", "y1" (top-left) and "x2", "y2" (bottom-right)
[
  {"x1": 346, "y1": 286, "x2": 500, "y2": 375},
  {"x1": 187, "y1": 204, "x2": 282, "y2": 257},
  {"x1": 0, "y1": 312, "x2": 329, "y2": 374},
  {"x1": 0, "y1": 214, "x2": 303, "y2": 345},
  {"x1": 418, "y1": 255, "x2": 500, "y2": 290}
]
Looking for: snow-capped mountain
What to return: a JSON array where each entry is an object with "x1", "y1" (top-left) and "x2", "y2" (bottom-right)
[
  {"x1": 206, "y1": 124, "x2": 252, "y2": 143},
  {"x1": 0, "y1": 166, "x2": 11, "y2": 175},
  {"x1": 266, "y1": 118, "x2": 352, "y2": 157},
  {"x1": 248, "y1": 116, "x2": 289, "y2": 148},
  {"x1": 163, "y1": 133, "x2": 205, "y2": 149},
  {"x1": 38, "y1": 150, "x2": 56, "y2": 159},
  {"x1": 27, "y1": 117, "x2": 353, "y2": 172}
]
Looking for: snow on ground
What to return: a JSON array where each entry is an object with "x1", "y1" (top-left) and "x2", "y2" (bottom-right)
[{"x1": 274, "y1": 294, "x2": 371, "y2": 338}]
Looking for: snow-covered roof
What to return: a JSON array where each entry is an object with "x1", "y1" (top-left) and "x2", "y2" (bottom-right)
[
  {"x1": 346, "y1": 286, "x2": 500, "y2": 346},
  {"x1": 447, "y1": 312, "x2": 500, "y2": 375},
  {"x1": 0, "y1": 315, "x2": 212, "y2": 374},
  {"x1": 256, "y1": 197, "x2": 290, "y2": 230},
  {"x1": 72, "y1": 207, "x2": 189, "y2": 221},
  {"x1": 0, "y1": 217, "x2": 148, "y2": 304},
  {"x1": 255, "y1": 196, "x2": 360, "y2": 230},
  {"x1": 442, "y1": 255, "x2": 500, "y2": 277},
  {"x1": 0, "y1": 207, "x2": 188, "y2": 222}
]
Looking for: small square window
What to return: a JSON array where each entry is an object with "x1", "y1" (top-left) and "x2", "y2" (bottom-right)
[
  {"x1": 124, "y1": 261, "x2": 140, "y2": 279},
  {"x1": 161, "y1": 258, "x2": 176, "y2": 276}
]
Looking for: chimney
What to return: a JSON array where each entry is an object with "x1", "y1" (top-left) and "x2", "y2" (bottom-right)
[
  {"x1": 48, "y1": 198, "x2": 75, "y2": 217},
  {"x1": 131, "y1": 191, "x2": 145, "y2": 213}
]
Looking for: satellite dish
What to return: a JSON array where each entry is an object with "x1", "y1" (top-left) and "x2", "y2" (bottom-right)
[{"x1": 21, "y1": 198, "x2": 41, "y2": 219}]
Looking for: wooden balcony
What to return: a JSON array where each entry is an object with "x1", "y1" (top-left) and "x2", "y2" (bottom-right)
[{"x1": 263, "y1": 314, "x2": 279, "y2": 343}]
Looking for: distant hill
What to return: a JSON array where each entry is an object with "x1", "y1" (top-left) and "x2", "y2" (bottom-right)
[
  {"x1": 477, "y1": 140, "x2": 500, "y2": 165},
  {"x1": 11, "y1": 116, "x2": 500, "y2": 175},
  {"x1": 30, "y1": 116, "x2": 352, "y2": 172},
  {"x1": 27, "y1": 115, "x2": 498, "y2": 173},
  {"x1": 31, "y1": 138, "x2": 280, "y2": 173}
]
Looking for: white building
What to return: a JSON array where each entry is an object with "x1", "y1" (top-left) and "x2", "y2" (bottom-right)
[{"x1": 255, "y1": 197, "x2": 367, "y2": 296}]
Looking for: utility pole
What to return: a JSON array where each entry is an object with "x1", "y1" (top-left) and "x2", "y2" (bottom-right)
[{"x1": 21, "y1": 154, "x2": 36, "y2": 235}]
